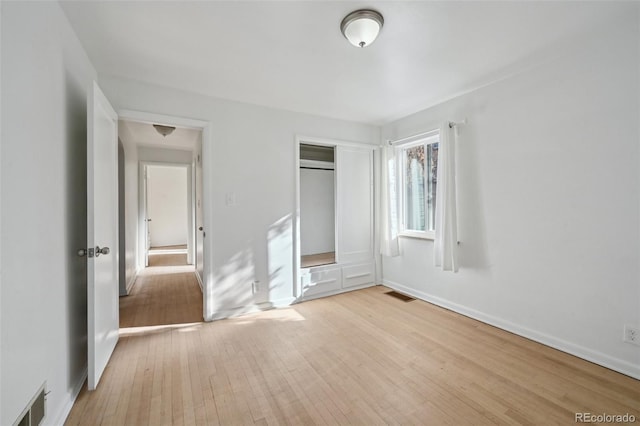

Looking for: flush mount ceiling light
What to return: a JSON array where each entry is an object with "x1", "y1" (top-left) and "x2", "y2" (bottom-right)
[
  {"x1": 153, "y1": 124, "x2": 176, "y2": 137},
  {"x1": 340, "y1": 9, "x2": 384, "y2": 48}
]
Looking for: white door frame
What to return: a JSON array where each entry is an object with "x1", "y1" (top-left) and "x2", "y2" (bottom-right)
[
  {"x1": 140, "y1": 161, "x2": 193, "y2": 264},
  {"x1": 119, "y1": 110, "x2": 213, "y2": 321}
]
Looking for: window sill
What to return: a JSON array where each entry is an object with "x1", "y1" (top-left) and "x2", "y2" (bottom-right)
[{"x1": 399, "y1": 230, "x2": 435, "y2": 240}]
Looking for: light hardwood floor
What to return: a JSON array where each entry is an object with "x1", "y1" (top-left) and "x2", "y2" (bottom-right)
[
  {"x1": 301, "y1": 252, "x2": 336, "y2": 268},
  {"x1": 66, "y1": 267, "x2": 640, "y2": 425},
  {"x1": 147, "y1": 253, "x2": 189, "y2": 268},
  {"x1": 120, "y1": 258, "x2": 202, "y2": 328}
]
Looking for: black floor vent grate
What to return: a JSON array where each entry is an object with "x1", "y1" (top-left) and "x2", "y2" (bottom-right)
[{"x1": 385, "y1": 291, "x2": 415, "y2": 302}]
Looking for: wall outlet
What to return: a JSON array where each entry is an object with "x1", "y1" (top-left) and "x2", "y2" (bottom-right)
[
  {"x1": 225, "y1": 192, "x2": 237, "y2": 206},
  {"x1": 623, "y1": 325, "x2": 640, "y2": 346}
]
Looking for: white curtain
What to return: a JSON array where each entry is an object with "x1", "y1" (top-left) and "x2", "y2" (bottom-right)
[
  {"x1": 380, "y1": 145, "x2": 400, "y2": 257},
  {"x1": 434, "y1": 122, "x2": 459, "y2": 272}
]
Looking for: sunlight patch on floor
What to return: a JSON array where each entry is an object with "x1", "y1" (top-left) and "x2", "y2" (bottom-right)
[
  {"x1": 231, "y1": 307, "x2": 306, "y2": 326},
  {"x1": 119, "y1": 322, "x2": 204, "y2": 337}
]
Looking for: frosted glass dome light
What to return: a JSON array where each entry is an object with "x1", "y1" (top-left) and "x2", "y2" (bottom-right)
[{"x1": 340, "y1": 10, "x2": 384, "y2": 48}]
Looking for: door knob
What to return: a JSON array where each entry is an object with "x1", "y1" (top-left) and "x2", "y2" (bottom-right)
[
  {"x1": 95, "y1": 246, "x2": 110, "y2": 257},
  {"x1": 199, "y1": 227, "x2": 203, "y2": 231}
]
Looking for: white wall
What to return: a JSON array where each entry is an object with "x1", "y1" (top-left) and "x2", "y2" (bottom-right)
[
  {"x1": 1, "y1": 2, "x2": 97, "y2": 425},
  {"x1": 138, "y1": 146, "x2": 192, "y2": 164},
  {"x1": 118, "y1": 124, "x2": 139, "y2": 293},
  {"x1": 300, "y1": 168, "x2": 335, "y2": 255},
  {"x1": 381, "y1": 13, "x2": 640, "y2": 378},
  {"x1": 147, "y1": 166, "x2": 189, "y2": 247},
  {"x1": 99, "y1": 75, "x2": 378, "y2": 317}
]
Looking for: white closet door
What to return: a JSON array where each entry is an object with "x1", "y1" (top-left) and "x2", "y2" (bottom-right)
[{"x1": 337, "y1": 146, "x2": 373, "y2": 263}]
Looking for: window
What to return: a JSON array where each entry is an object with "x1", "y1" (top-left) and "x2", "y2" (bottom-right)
[{"x1": 397, "y1": 131, "x2": 439, "y2": 239}]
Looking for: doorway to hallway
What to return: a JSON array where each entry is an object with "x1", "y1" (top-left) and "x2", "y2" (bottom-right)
[{"x1": 118, "y1": 114, "x2": 208, "y2": 328}]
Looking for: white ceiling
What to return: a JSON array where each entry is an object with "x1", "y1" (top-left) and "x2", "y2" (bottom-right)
[
  {"x1": 120, "y1": 120, "x2": 201, "y2": 151},
  {"x1": 61, "y1": 1, "x2": 629, "y2": 125}
]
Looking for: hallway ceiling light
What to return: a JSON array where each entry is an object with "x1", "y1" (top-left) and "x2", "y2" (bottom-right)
[
  {"x1": 153, "y1": 124, "x2": 176, "y2": 137},
  {"x1": 340, "y1": 9, "x2": 384, "y2": 48}
]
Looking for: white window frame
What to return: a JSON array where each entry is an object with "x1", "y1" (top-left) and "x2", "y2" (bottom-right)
[{"x1": 396, "y1": 130, "x2": 439, "y2": 240}]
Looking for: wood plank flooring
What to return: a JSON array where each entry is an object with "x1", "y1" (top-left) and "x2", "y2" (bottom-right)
[
  {"x1": 148, "y1": 253, "x2": 189, "y2": 268},
  {"x1": 66, "y1": 270, "x2": 640, "y2": 425},
  {"x1": 120, "y1": 257, "x2": 202, "y2": 328},
  {"x1": 301, "y1": 252, "x2": 336, "y2": 268}
]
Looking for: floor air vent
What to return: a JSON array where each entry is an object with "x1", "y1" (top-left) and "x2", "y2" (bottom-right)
[
  {"x1": 14, "y1": 382, "x2": 46, "y2": 426},
  {"x1": 385, "y1": 290, "x2": 415, "y2": 302}
]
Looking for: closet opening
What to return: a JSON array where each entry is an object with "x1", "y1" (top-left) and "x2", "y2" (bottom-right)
[{"x1": 299, "y1": 143, "x2": 337, "y2": 268}]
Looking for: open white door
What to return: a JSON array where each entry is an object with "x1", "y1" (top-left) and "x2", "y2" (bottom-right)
[{"x1": 87, "y1": 82, "x2": 119, "y2": 390}]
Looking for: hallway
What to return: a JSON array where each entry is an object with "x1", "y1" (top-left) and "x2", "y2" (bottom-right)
[{"x1": 120, "y1": 254, "x2": 203, "y2": 328}]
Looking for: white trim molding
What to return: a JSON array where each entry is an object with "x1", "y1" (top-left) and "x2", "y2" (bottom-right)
[
  {"x1": 398, "y1": 230, "x2": 435, "y2": 240},
  {"x1": 296, "y1": 134, "x2": 377, "y2": 151},
  {"x1": 125, "y1": 270, "x2": 138, "y2": 294},
  {"x1": 50, "y1": 368, "x2": 87, "y2": 426},
  {"x1": 300, "y1": 282, "x2": 375, "y2": 303},
  {"x1": 118, "y1": 110, "x2": 208, "y2": 130},
  {"x1": 195, "y1": 270, "x2": 203, "y2": 292},
  {"x1": 209, "y1": 298, "x2": 297, "y2": 321}
]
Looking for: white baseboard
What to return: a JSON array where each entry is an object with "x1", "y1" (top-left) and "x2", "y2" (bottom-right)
[
  {"x1": 300, "y1": 282, "x2": 376, "y2": 303},
  {"x1": 125, "y1": 269, "x2": 139, "y2": 294},
  {"x1": 195, "y1": 270, "x2": 203, "y2": 292},
  {"x1": 382, "y1": 279, "x2": 640, "y2": 380},
  {"x1": 268, "y1": 297, "x2": 297, "y2": 308},
  {"x1": 208, "y1": 297, "x2": 297, "y2": 321},
  {"x1": 47, "y1": 368, "x2": 87, "y2": 426}
]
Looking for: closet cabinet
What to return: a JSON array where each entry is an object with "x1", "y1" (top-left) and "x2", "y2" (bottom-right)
[{"x1": 298, "y1": 142, "x2": 375, "y2": 300}]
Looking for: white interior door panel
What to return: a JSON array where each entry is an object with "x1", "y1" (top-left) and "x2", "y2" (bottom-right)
[{"x1": 87, "y1": 81, "x2": 119, "y2": 390}]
